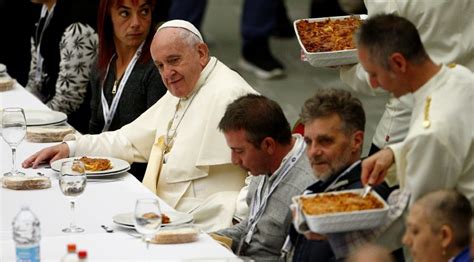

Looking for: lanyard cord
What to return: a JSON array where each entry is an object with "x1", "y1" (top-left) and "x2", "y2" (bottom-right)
[
  {"x1": 323, "y1": 160, "x2": 361, "y2": 192},
  {"x1": 279, "y1": 159, "x2": 362, "y2": 259},
  {"x1": 100, "y1": 42, "x2": 145, "y2": 132},
  {"x1": 34, "y1": 4, "x2": 56, "y2": 83},
  {"x1": 238, "y1": 136, "x2": 306, "y2": 254}
]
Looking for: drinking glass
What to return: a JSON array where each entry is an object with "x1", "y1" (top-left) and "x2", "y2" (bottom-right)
[
  {"x1": 59, "y1": 160, "x2": 87, "y2": 233},
  {"x1": 134, "y1": 199, "x2": 162, "y2": 247},
  {"x1": 1, "y1": 107, "x2": 26, "y2": 177}
]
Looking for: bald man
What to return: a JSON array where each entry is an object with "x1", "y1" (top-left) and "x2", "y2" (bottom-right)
[{"x1": 403, "y1": 190, "x2": 472, "y2": 262}]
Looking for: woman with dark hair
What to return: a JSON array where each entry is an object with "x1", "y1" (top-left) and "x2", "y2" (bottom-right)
[
  {"x1": 89, "y1": 0, "x2": 167, "y2": 180},
  {"x1": 89, "y1": 0, "x2": 166, "y2": 134}
]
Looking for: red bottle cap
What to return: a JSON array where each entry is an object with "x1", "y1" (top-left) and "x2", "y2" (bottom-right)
[
  {"x1": 78, "y1": 250, "x2": 87, "y2": 258},
  {"x1": 67, "y1": 244, "x2": 76, "y2": 252}
]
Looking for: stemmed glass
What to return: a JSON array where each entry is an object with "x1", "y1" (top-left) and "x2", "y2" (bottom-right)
[
  {"x1": 59, "y1": 160, "x2": 87, "y2": 233},
  {"x1": 134, "y1": 199, "x2": 162, "y2": 248},
  {"x1": 1, "y1": 107, "x2": 27, "y2": 177}
]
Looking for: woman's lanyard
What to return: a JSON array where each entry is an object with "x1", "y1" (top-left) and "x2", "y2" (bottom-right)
[
  {"x1": 100, "y1": 42, "x2": 144, "y2": 132},
  {"x1": 34, "y1": 4, "x2": 56, "y2": 83},
  {"x1": 239, "y1": 137, "x2": 306, "y2": 254}
]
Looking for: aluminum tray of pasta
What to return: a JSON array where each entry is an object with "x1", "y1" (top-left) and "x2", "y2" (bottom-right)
[
  {"x1": 294, "y1": 189, "x2": 388, "y2": 234},
  {"x1": 294, "y1": 15, "x2": 368, "y2": 67}
]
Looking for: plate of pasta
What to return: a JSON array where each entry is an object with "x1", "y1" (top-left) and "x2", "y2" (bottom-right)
[
  {"x1": 112, "y1": 211, "x2": 193, "y2": 228},
  {"x1": 51, "y1": 156, "x2": 130, "y2": 177}
]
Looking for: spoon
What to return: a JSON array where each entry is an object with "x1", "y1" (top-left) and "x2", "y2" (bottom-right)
[{"x1": 361, "y1": 184, "x2": 373, "y2": 198}]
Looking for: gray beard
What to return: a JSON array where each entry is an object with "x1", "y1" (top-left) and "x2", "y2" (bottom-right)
[{"x1": 313, "y1": 149, "x2": 353, "y2": 182}]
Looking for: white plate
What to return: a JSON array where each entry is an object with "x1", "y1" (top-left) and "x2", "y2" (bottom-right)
[
  {"x1": 51, "y1": 156, "x2": 131, "y2": 177},
  {"x1": 84, "y1": 168, "x2": 130, "y2": 178},
  {"x1": 0, "y1": 109, "x2": 67, "y2": 126},
  {"x1": 113, "y1": 211, "x2": 194, "y2": 228}
]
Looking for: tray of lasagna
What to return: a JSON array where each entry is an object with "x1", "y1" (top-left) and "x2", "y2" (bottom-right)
[
  {"x1": 294, "y1": 15, "x2": 367, "y2": 67},
  {"x1": 294, "y1": 189, "x2": 388, "y2": 233}
]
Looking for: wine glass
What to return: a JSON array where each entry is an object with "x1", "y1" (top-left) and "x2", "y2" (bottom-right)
[
  {"x1": 1, "y1": 107, "x2": 27, "y2": 177},
  {"x1": 59, "y1": 160, "x2": 87, "y2": 233},
  {"x1": 134, "y1": 199, "x2": 162, "y2": 248}
]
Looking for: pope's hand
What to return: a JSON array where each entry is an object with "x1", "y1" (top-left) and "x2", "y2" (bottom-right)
[
  {"x1": 22, "y1": 142, "x2": 70, "y2": 168},
  {"x1": 361, "y1": 148, "x2": 394, "y2": 186}
]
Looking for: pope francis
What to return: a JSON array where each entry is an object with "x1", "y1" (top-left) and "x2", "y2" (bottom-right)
[{"x1": 23, "y1": 20, "x2": 258, "y2": 232}]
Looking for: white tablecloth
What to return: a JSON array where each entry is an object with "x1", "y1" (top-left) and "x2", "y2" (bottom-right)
[{"x1": 0, "y1": 83, "x2": 237, "y2": 261}]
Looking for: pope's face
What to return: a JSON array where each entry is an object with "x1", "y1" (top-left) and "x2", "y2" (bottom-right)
[
  {"x1": 358, "y1": 46, "x2": 406, "y2": 98},
  {"x1": 151, "y1": 28, "x2": 208, "y2": 98},
  {"x1": 224, "y1": 129, "x2": 270, "y2": 176},
  {"x1": 402, "y1": 204, "x2": 444, "y2": 262}
]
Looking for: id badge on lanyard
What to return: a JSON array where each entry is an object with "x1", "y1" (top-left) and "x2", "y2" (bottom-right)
[{"x1": 100, "y1": 42, "x2": 144, "y2": 132}]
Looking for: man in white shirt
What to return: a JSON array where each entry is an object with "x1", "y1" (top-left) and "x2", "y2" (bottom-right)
[
  {"x1": 22, "y1": 20, "x2": 257, "y2": 232},
  {"x1": 354, "y1": 14, "x2": 473, "y2": 255},
  {"x1": 323, "y1": 15, "x2": 473, "y2": 260},
  {"x1": 340, "y1": 0, "x2": 474, "y2": 155}
]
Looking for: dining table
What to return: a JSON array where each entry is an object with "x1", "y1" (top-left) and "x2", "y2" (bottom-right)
[{"x1": 0, "y1": 82, "x2": 238, "y2": 261}]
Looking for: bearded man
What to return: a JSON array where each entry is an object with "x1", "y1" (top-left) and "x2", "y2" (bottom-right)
[{"x1": 288, "y1": 89, "x2": 392, "y2": 262}]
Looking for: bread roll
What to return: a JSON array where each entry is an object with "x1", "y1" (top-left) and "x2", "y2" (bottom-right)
[
  {"x1": 151, "y1": 227, "x2": 199, "y2": 244},
  {"x1": 26, "y1": 126, "x2": 75, "y2": 143},
  {"x1": 2, "y1": 176, "x2": 51, "y2": 190},
  {"x1": 0, "y1": 76, "x2": 14, "y2": 91}
]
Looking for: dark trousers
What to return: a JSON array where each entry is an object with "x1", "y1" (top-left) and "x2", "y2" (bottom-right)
[
  {"x1": 165, "y1": 0, "x2": 288, "y2": 49},
  {"x1": 167, "y1": 0, "x2": 208, "y2": 29},
  {"x1": 241, "y1": 0, "x2": 280, "y2": 45}
]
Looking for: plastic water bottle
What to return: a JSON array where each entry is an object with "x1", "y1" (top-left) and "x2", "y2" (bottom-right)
[{"x1": 12, "y1": 206, "x2": 41, "y2": 262}]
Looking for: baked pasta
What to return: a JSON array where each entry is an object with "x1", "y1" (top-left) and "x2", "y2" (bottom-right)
[
  {"x1": 143, "y1": 212, "x2": 171, "y2": 224},
  {"x1": 78, "y1": 156, "x2": 112, "y2": 171},
  {"x1": 301, "y1": 192, "x2": 384, "y2": 215},
  {"x1": 296, "y1": 16, "x2": 362, "y2": 52}
]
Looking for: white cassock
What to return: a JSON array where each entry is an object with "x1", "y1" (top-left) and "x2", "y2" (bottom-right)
[
  {"x1": 67, "y1": 57, "x2": 258, "y2": 231},
  {"x1": 340, "y1": 0, "x2": 474, "y2": 156},
  {"x1": 388, "y1": 64, "x2": 474, "y2": 206}
]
